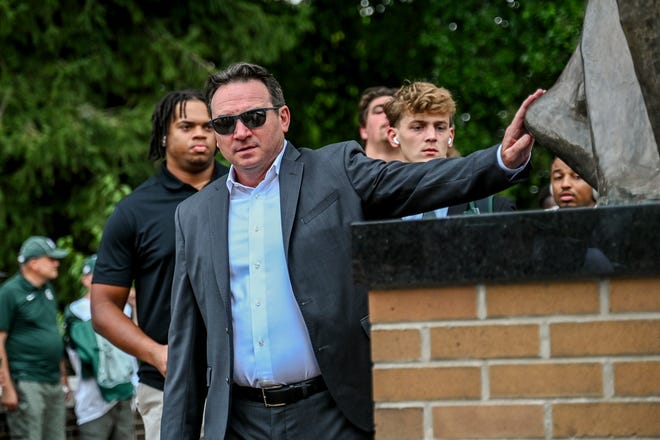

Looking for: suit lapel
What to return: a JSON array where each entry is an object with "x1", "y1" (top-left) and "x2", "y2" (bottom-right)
[
  {"x1": 279, "y1": 144, "x2": 303, "y2": 259},
  {"x1": 208, "y1": 178, "x2": 231, "y2": 309}
]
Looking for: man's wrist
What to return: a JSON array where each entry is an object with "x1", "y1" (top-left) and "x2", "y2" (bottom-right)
[{"x1": 496, "y1": 144, "x2": 529, "y2": 175}]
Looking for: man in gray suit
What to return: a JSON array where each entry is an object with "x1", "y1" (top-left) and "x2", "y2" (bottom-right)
[{"x1": 161, "y1": 62, "x2": 544, "y2": 439}]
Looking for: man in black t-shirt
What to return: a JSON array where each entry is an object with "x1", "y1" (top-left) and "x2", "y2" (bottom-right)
[{"x1": 91, "y1": 90, "x2": 228, "y2": 440}]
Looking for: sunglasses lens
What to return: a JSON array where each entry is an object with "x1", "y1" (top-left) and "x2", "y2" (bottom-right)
[
  {"x1": 211, "y1": 108, "x2": 277, "y2": 135},
  {"x1": 241, "y1": 110, "x2": 267, "y2": 129},
  {"x1": 212, "y1": 117, "x2": 235, "y2": 135}
]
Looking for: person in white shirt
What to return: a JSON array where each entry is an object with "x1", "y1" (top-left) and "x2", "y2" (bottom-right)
[{"x1": 65, "y1": 255, "x2": 136, "y2": 440}]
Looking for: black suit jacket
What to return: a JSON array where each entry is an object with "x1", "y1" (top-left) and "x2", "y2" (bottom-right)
[{"x1": 161, "y1": 141, "x2": 528, "y2": 439}]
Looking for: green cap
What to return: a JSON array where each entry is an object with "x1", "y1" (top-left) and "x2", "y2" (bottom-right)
[
  {"x1": 82, "y1": 254, "x2": 97, "y2": 276},
  {"x1": 17, "y1": 236, "x2": 69, "y2": 263}
]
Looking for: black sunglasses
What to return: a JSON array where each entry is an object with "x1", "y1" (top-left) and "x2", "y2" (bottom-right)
[{"x1": 210, "y1": 107, "x2": 281, "y2": 135}]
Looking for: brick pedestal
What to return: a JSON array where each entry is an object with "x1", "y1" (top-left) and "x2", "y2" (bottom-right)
[{"x1": 353, "y1": 203, "x2": 660, "y2": 439}]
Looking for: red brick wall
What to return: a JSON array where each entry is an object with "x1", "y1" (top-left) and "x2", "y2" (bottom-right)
[{"x1": 370, "y1": 277, "x2": 660, "y2": 439}]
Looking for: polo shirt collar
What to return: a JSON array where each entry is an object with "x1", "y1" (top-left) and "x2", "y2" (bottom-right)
[
  {"x1": 158, "y1": 161, "x2": 226, "y2": 191},
  {"x1": 15, "y1": 272, "x2": 44, "y2": 291}
]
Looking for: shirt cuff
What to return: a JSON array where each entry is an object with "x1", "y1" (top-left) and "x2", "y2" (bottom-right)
[{"x1": 496, "y1": 144, "x2": 529, "y2": 178}]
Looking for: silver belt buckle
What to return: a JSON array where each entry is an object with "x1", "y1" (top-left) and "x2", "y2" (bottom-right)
[{"x1": 261, "y1": 384, "x2": 286, "y2": 407}]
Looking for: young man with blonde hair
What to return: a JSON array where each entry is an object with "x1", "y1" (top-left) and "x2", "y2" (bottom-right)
[{"x1": 385, "y1": 81, "x2": 516, "y2": 216}]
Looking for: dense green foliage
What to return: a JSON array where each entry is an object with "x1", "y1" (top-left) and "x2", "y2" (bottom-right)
[
  {"x1": 0, "y1": 0, "x2": 585, "y2": 304},
  {"x1": 276, "y1": 0, "x2": 585, "y2": 207}
]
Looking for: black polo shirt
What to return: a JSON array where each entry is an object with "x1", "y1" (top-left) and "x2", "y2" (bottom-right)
[{"x1": 94, "y1": 161, "x2": 228, "y2": 390}]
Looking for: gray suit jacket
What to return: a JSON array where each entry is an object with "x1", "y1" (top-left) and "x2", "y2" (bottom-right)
[{"x1": 161, "y1": 140, "x2": 528, "y2": 439}]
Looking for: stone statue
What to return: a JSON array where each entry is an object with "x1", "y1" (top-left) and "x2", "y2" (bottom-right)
[{"x1": 525, "y1": 0, "x2": 659, "y2": 204}]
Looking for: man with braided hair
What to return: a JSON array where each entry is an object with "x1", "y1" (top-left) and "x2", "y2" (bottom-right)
[{"x1": 91, "y1": 90, "x2": 228, "y2": 440}]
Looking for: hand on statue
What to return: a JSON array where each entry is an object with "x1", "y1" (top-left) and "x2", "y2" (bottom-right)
[{"x1": 500, "y1": 89, "x2": 546, "y2": 168}]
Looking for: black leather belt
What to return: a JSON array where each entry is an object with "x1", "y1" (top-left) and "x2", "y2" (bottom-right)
[{"x1": 232, "y1": 376, "x2": 327, "y2": 407}]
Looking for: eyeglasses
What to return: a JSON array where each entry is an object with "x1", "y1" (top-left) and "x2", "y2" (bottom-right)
[{"x1": 210, "y1": 107, "x2": 281, "y2": 135}]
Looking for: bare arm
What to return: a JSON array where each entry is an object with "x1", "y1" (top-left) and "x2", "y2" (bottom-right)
[
  {"x1": 0, "y1": 332, "x2": 18, "y2": 410},
  {"x1": 91, "y1": 283, "x2": 167, "y2": 377},
  {"x1": 60, "y1": 359, "x2": 71, "y2": 401},
  {"x1": 500, "y1": 89, "x2": 546, "y2": 168}
]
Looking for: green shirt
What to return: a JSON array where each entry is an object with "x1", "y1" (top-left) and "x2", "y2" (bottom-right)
[{"x1": 0, "y1": 273, "x2": 64, "y2": 382}]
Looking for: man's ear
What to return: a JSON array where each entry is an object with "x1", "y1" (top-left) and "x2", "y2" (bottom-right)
[
  {"x1": 387, "y1": 127, "x2": 400, "y2": 148},
  {"x1": 359, "y1": 126, "x2": 368, "y2": 142},
  {"x1": 279, "y1": 105, "x2": 291, "y2": 133}
]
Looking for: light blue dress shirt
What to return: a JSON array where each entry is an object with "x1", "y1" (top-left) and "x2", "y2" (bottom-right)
[
  {"x1": 226, "y1": 142, "x2": 321, "y2": 388},
  {"x1": 402, "y1": 207, "x2": 449, "y2": 221}
]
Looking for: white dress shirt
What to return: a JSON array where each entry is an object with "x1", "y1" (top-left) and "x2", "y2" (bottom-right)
[{"x1": 226, "y1": 142, "x2": 321, "y2": 387}]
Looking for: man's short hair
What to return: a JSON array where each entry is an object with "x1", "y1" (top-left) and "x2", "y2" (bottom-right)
[
  {"x1": 384, "y1": 82, "x2": 456, "y2": 128},
  {"x1": 357, "y1": 86, "x2": 397, "y2": 128},
  {"x1": 205, "y1": 62, "x2": 286, "y2": 111}
]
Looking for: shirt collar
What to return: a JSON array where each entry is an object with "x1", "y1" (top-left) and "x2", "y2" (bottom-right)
[
  {"x1": 226, "y1": 140, "x2": 287, "y2": 193},
  {"x1": 16, "y1": 272, "x2": 45, "y2": 291},
  {"x1": 158, "y1": 161, "x2": 226, "y2": 191}
]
